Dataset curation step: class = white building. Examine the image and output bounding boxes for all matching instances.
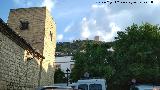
[55,56,74,73]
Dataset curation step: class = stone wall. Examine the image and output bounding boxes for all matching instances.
[40,8,56,86]
[7,7,46,54]
[7,7,56,86]
[0,32,40,90]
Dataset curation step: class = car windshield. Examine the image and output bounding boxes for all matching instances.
[78,84,88,90]
[89,84,102,90]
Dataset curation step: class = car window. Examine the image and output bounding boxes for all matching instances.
[78,84,88,90]
[131,87,139,90]
[89,84,102,90]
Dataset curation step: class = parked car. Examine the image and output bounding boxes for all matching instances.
[130,84,160,90]
[69,79,106,90]
[37,86,73,90]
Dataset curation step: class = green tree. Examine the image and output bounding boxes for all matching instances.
[71,42,115,82]
[111,23,160,90]
[54,68,66,83]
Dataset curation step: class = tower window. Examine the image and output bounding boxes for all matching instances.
[20,21,29,30]
[50,31,53,41]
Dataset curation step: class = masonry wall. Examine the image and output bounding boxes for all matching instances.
[7,7,46,54]
[0,32,40,90]
[40,8,56,86]
[7,7,56,86]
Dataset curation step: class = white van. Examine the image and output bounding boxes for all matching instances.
[69,79,106,90]
[130,84,160,90]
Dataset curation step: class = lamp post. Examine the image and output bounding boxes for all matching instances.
[84,72,89,79]
[66,68,70,86]
[131,79,136,89]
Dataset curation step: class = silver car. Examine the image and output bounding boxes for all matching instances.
[38,86,73,90]
[130,84,160,90]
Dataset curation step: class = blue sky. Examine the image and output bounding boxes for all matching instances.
[1,0,160,42]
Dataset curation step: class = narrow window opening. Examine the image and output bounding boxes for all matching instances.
[20,21,29,30]
[50,31,53,41]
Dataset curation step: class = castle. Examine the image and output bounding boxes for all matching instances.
[0,7,56,89]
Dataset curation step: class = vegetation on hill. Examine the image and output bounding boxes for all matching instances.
[56,40,106,56]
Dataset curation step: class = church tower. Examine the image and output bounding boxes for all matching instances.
[7,7,56,85]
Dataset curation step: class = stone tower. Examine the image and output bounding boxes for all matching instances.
[7,7,56,86]
[94,36,99,41]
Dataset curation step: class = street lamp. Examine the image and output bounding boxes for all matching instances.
[131,79,136,90]
[66,68,70,86]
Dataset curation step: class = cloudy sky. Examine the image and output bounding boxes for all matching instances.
[0,0,160,42]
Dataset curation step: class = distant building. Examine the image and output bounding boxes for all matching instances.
[86,38,89,40]
[55,56,74,74]
[94,36,100,41]
[80,50,86,53]
[55,52,73,57]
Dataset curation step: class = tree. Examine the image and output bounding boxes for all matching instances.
[69,23,160,90]
[112,23,160,90]
[54,68,66,83]
[71,42,115,82]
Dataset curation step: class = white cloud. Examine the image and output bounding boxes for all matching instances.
[81,17,91,39]
[92,4,102,9]
[93,22,120,42]
[64,22,74,33]
[41,0,56,12]
[105,22,120,41]
[79,4,127,42]
[80,5,108,41]
[57,34,63,41]
[79,0,160,42]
